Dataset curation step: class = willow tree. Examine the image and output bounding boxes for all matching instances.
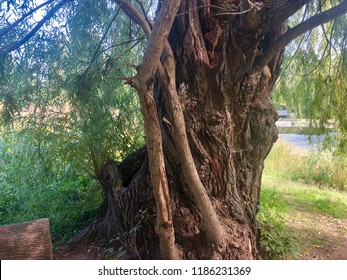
[1,0,347,259]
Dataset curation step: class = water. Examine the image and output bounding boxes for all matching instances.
[278,133,335,149]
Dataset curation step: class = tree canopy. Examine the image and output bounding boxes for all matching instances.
[273,2,347,151]
[1,1,346,152]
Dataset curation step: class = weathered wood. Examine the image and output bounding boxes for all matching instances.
[0,218,53,260]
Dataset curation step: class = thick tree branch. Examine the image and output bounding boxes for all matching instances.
[118,0,226,248]
[255,0,347,71]
[261,0,310,33]
[135,0,183,259]
[158,47,226,248]
[115,0,152,37]
[117,0,183,260]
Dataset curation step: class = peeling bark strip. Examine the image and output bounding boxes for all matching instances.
[0,218,52,260]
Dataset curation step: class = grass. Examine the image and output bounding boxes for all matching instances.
[262,173,347,219]
[258,141,347,259]
[264,140,347,191]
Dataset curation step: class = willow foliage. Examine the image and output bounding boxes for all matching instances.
[273,1,347,152]
[1,0,148,174]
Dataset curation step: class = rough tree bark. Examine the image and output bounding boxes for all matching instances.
[62,0,347,259]
[0,218,52,260]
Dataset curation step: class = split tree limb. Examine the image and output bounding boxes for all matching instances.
[118,0,225,249]
[116,0,182,260]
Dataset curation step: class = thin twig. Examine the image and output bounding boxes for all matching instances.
[113,38,144,64]
[214,8,254,17]
[134,0,153,30]
[101,35,145,54]
[81,7,121,78]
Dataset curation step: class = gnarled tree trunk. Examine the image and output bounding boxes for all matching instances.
[62,0,347,259]
[111,0,281,260]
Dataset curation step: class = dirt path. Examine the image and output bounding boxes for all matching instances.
[289,212,347,259]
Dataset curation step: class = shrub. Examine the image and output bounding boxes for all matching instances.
[0,129,102,248]
[257,207,299,260]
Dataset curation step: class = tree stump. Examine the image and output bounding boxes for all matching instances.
[0,218,53,260]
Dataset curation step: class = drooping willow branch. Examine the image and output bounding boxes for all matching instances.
[80,7,121,78]
[2,0,73,54]
[255,0,347,71]
[0,0,55,39]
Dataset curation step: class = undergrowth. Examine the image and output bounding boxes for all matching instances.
[264,140,347,191]
[257,191,299,260]
[0,129,102,249]
[259,140,347,259]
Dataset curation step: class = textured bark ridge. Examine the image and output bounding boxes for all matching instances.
[61,0,347,259]
[0,218,53,260]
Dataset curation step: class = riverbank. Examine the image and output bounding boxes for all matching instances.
[261,173,347,259]
[265,139,346,191]
[276,118,334,135]
[259,140,347,259]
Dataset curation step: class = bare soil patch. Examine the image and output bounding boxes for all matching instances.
[289,212,347,260]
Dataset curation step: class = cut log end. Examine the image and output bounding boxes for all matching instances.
[0,218,53,260]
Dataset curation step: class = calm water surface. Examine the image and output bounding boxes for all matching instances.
[278,133,336,149]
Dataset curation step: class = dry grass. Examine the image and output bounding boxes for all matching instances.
[264,140,347,191]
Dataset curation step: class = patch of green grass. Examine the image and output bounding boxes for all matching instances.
[259,170,347,259]
[262,174,347,219]
[259,141,347,259]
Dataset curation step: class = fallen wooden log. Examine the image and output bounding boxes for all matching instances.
[0,218,53,260]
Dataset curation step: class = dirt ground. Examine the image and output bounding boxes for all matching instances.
[289,212,347,260]
[54,212,347,260]
[54,243,106,260]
